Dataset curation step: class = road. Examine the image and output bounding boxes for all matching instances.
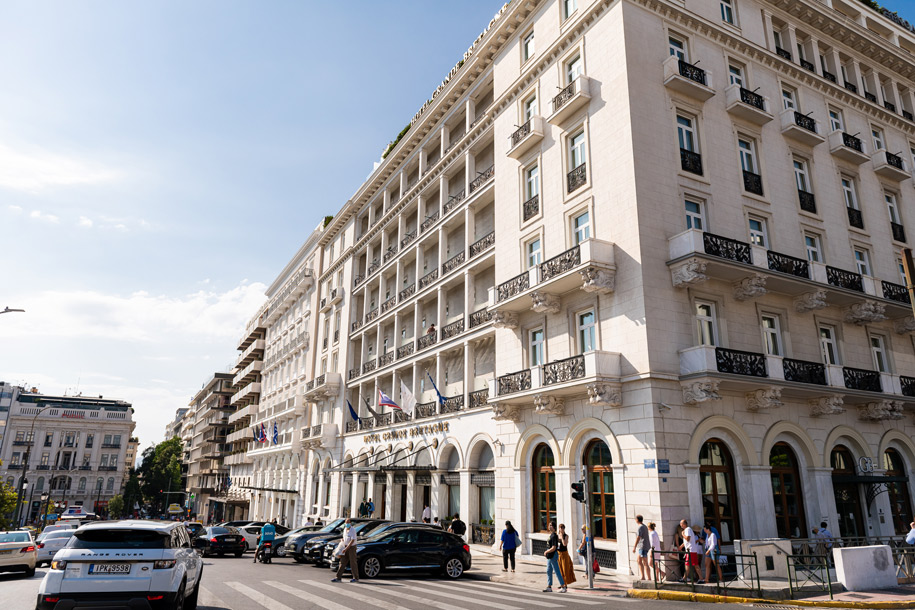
[2,553,837,610]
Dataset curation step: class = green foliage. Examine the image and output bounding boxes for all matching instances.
[122,470,142,517]
[0,481,18,529]
[138,437,183,514]
[108,494,125,519]
[381,123,412,159]
[323,215,334,228]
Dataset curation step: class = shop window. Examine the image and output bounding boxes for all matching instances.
[699,439,740,543]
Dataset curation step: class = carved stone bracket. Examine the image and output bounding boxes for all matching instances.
[580,266,615,294]
[794,289,828,313]
[533,395,565,416]
[586,383,622,407]
[894,316,915,334]
[746,387,783,411]
[530,291,561,314]
[733,274,768,301]
[808,395,845,417]
[491,403,521,422]
[682,380,721,405]
[858,400,905,421]
[491,311,519,329]
[844,301,887,325]
[671,258,708,288]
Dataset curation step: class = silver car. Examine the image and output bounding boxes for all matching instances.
[36,529,75,567]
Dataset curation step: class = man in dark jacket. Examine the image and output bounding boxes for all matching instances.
[448,513,466,537]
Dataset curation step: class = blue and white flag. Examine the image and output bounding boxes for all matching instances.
[378,388,401,411]
[427,371,446,407]
[347,399,360,422]
[273,421,279,444]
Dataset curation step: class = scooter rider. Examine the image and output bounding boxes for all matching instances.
[255,521,277,563]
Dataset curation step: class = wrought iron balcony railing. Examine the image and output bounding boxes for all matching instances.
[885,100,896,113]
[416,402,435,419]
[567,163,587,193]
[743,170,763,195]
[847,207,864,229]
[782,358,827,385]
[680,149,702,175]
[901,376,915,398]
[362,359,377,374]
[540,245,582,282]
[421,210,440,233]
[400,230,417,249]
[511,120,532,147]
[348,368,359,380]
[469,308,493,328]
[470,165,494,193]
[844,81,858,94]
[379,352,394,367]
[738,87,765,110]
[793,111,817,133]
[543,355,586,386]
[886,151,905,170]
[469,389,488,409]
[399,283,415,302]
[892,222,907,243]
[881,281,910,304]
[365,307,379,323]
[798,190,816,214]
[677,59,706,85]
[841,132,863,152]
[441,395,464,414]
[498,369,532,395]
[904,110,914,121]
[470,231,495,258]
[444,190,465,215]
[552,81,578,110]
[843,367,881,392]
[826,266,863,292]
[715,347,767,377]
[775,47,791,60]
[864,91,877,103]
[397,342,414,360]
[383,244,398,264]
[442,252,465,275]
[418,332,438,350]
[497,271,529,302]
[799,58,815,72]
[441,319,465,340]
[381,297,396,315]
[767,251,809,279]
[703,232,752,264]
[823,70,836,83]
[522,194,540,222]
[419,269,438,290]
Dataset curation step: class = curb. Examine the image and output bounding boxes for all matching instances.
[467,571,628,595]
[627,589,915,608]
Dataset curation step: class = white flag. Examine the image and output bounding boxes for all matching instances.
[399,379,417,417]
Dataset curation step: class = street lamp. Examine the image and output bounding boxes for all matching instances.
[19,480,29,526]
[39,492,49,531]
[13,404,50,526]
[0,306,25,315]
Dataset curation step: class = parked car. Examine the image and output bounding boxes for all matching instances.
[237,523,290,552]
[352,526,471,580]
[272,525,322,558]
[39,524,78,537]
[0,530,37,577]
[184,521,205,538]
[326,522,439,571]
[36,529,75,567]
[36,520,203,610]
[285,519,345,562]
[305,519,388,565]
[221,520,253,528]
[193,526,246,558]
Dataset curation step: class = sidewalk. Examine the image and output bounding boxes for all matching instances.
[628,583,915,608]
[466,547,631,597]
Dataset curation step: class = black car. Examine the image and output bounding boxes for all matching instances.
[286,518,345,562]
[272,525,321,557]
[353,526,471,579]
[305,519,388,565]
[193,526,246,557]
[326,522,440,570]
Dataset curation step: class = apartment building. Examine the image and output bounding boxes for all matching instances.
[164,407,188,440]
[223,0,915,575]
[0,383,135,521]
[184,372,233,522]
[124,437,139,470]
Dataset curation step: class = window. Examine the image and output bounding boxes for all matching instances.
[522,30,535,62]
[525,164,539,201]
[854,247,870,276]
[40,452,49,466]
[831,446,865,537]
[700,439,740,543]
[562,0,577,20]
[107,477,114,491]
[782,87,797,111]
[685,199,705,230]
[794,159,811,193]
[738,139,758,173]
[769,443,806,539]
[886,192,902,224]
[873,127,885,151]
[804,233,822,263]
[44,433,52,447]
[100,454,109,467]
[796,42,806,62]
[526,237,542,268]
[96,477,103,490]
[819,325,839,365]
[748,216,768,247]
[773,30,783,50]
[883,449,914,535]
[728,63,744,87]
[572,211,591,245]
[532,444,556,532]
[103,434,112,446]
[870,334,888,372]
[577,310,596,353]
[720,0,735,25]
[669,36,686,61]
[695,300,717,346]
[85,434,93,448]
[78,477,86,491]
[566,54,583,84]
[841,178,859,209]
[828,108,844,132]
[530,328,545,367]
[898,258,907,284]
[11,452,20,465]
[761,315,782,356]
[586,441,616,540]
[677,115,697,152]
[569,130,586,171]
[523,95,538,121]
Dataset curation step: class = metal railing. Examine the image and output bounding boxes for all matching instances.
[651,550,761,597]
[787,554,832,600]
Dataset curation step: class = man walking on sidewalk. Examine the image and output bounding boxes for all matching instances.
[678,519,700,583]
[632,515,651,580]
[331,518,359,583]
[543,521,567,593]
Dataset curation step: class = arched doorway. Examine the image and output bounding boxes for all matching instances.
[883,448,913,535]
[831,445,865,538]
[700,439,740,543]
[769,443,806,539]
[585,440,616,540]
[532,444,556,533]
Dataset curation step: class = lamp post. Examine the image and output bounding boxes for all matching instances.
[39,492,49,531]
[14,404,50,526]
[25,480,37,525]
[18,480,29,527]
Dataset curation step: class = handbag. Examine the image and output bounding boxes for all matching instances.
[333,541,346,557]
[592,557,600,573]
[514,532,522,547]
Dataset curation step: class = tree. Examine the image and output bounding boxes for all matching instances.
[108,495,125,519]
[122,470,142,517]
[0,481,18,530]
[138,437,184,515]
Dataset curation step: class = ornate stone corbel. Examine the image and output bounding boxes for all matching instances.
[491,403,521,422]
[746,387,783,411]
[808,395,845,417]
[491,311,519,329]
[682,380,721,405]
[844,301,887,325]
[530,291,561,314]
[858,400,905,421]
[794,289,828,313]
[580,266,615,294]
[894,316,915,334]
[671,258,708,288]
[533,395,565,416]
[586,383,622,408]
[733,274,767,301]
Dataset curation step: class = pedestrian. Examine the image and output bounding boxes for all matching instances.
[678,519,700,583]
[367,498,375,518]
[817,522,833,549]
[632,514,651,580]
[557,523,577,586]
[331,518,359,583]
[542,521,566,593]
[577,525,592,565]
[906,521,915,545]
[499,520,518,572]
[448,513,466,537]
[304,516,314,526]
[433,516,443,529]
[703,523,722,583]
[422,504,432,522]
[648,522,662,581]
[357,500,365,518]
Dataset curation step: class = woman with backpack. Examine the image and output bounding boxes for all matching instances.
[499,520,519,572]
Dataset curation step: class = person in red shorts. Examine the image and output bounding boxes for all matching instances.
[678,518,701,583]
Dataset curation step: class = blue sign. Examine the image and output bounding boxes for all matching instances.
[643,459,656,469]
[45,514,58,521]
[658,459,670,474]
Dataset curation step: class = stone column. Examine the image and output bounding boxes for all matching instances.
[459,469,472,542]
[406,471,416,521]
[784,25,799,66]
[431,470,443,519]
[810,467,838,535]
[746,465,777,539]
[384,472,394,520]
[761,11,776,52]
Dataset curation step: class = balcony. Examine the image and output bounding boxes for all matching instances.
[233,359,263,387]
[400,230,417,250]
[399,283,416,302]
[776,47,791,61]
[469,308,493,329]
[799,58,815,73]
[507,116,545,159]
[383,244,398,264]
[301,423,337,450]
[522,195,540,222]
[844,81,858,94]
[779,109,824,147]
[872,150,910,181]
[101,442,121,449]
[865,91,877,103]
[379,351,394,367]
[302,372,342,402]
[419,269,439,290]
[680,149,702,175]
[885,100,897,113]
[846,207,864,229]
[470,165,494,194]
[823,70,836,83]
[236,338,265,368]
[230,382,261,405]
[905,110,914,122]
[442,252,466,276]
[725,85,772,125]
[381,296,396,315]
[742,170,763,196]
[444,190,466,215]
[548,76,592,125]
[418,332,438,351]
[567,163,587,193]
[882,280,910,304]
[397,342,415,360]
[891,222,907,243]
[421,210,440,234]
[362,359,377,375]
[228,401,256,423]
[365,307,379,324]
[488,351,622,416]
[441,318,465,340]
[828,131,869,164]
[662,56,714,101]
[469,231,495,258]
[491,239,616,314]
[798,190,816,214]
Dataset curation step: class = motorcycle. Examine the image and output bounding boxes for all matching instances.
[255,539,273,564]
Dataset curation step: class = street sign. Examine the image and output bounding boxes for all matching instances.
[658,459,670,474]
[45,514,58,521]
[644,459,656,469]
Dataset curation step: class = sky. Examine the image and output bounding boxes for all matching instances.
[1,1,914,455]
[0,0,507,453]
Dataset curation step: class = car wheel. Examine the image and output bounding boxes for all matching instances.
[360,556,381,579]
[171,579,186,610]
[293,554,306,563]
[234,551,243,558]
[444,557,464,579]
[275,546,286,558]
[217,551,224,557]
[25,566,36,577]
[185,576,200,610]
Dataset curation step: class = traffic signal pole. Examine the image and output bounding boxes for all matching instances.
[582,466,594,589]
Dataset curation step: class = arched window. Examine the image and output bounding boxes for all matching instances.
[586,440,616,540]
[699,439,740,543]
[830,445,864,537]
[78,477,87,491]
[96,477,104,491]
[35,477,44,491]
[769,443,806,539]
[532,444,556,532]
[884,449,913,535]
[107,478,115,491]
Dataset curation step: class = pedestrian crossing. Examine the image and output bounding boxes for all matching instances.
[204,574,612,610]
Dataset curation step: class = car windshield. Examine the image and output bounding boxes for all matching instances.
[319,519,344,533]
[354,521,380,533]
[70,529,169,549]
[209,527,230,535]
[44,531,74,540]
[0,532,30,543]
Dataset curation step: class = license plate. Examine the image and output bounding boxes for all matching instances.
[0,550,11,555]
[89,563,131,574]
[226,537,238,542]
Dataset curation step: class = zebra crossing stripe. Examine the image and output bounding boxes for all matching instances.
[226,581,295,610]
[309,579,418,610]
[265,580,352,610]
[391,580,526,610]
[301,578,504,610]
[460,579,607,605]
[405,579,566,608]
[198,585,230,609]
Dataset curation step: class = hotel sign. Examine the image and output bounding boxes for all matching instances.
[363,422,449,444]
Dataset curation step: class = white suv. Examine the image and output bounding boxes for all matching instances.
[37,520,203,610]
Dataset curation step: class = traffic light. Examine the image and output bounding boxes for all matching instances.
[571,480,585,503]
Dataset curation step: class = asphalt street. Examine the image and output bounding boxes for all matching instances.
[2,554,862,610]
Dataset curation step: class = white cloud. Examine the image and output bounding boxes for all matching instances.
[0,143,122,193]
[77,216,93,228]
[29,210,60,223]
[8,205,22,213]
